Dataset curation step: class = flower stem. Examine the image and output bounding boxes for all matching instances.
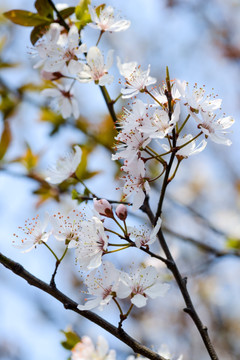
[43,242,59,262]
[96,30,104,46]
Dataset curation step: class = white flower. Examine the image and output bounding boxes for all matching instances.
[177,81,222,112]
[34,24,86,72]
[121,157,150,211]
[70,216,108,270]
[117,265,169,308]
[33,23,61,69]
[192,111,234,145]
[128,217,162,248]
[69,47,114,86]
[51,209,83,243]
[41,85,80,119]
[77,262,120,310]
[45,145,82,184]
[141,102,180,139]
[151,81,182,106]
[13,214,51,253]
[112,100,152,163]
[72,336,116,360]
[88,5,130,32]
[117,57,156,98]
[162,134,207,158]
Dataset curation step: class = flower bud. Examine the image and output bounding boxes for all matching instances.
[94,198,113,218]
[41,70,63,81]
[115,204,128,221]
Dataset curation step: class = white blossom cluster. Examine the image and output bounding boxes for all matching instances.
[14,3,235,358]
[13,199,168,310]
[31,3,235,211]
[112,80,234,210]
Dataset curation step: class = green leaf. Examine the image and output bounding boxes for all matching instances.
[0,93,18,120]
[59,7,76,19]
[30,24,50,45]
[75,0,91,29]
[0,61,19,69]
[0,120,11,160]
[226,237,240,250]
[61,330,81,351]
[3,10,52,27]
[34,0,53,18]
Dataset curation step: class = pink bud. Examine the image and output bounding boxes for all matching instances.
[41,70,63,81]
[115,204,128,221]
[94,198,113,218]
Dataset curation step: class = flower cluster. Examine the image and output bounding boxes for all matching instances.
[112,80,234,210]
[33,5,130,119]
[13,199,168,313]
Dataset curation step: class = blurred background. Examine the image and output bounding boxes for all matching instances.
[1,0,240,359]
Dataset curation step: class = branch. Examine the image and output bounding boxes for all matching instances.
[163,226,240,258]
[157,229,219,360]
[0,252,166,360]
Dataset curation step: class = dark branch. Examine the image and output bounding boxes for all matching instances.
[0,252,166,360]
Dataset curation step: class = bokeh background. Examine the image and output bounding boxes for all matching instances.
[1,1,240,360]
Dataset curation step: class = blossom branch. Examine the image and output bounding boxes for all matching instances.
[0,252,166,360]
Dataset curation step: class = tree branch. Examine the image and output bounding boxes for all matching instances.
[0,252,166,360]
[142,197,220,360]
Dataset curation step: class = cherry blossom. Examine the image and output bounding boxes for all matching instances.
[162,134,207,158]
[128,217,162,248]
[45,145,82,184]
[140,102,180,139]
[41,84,80,119]
[70,216,108,270]
[117,265,169,308]
[177,81,222,113]
[69,47,114,86]
[13,214,51,253]
[192,111,234,145]
[117,58,156,98]
[88,5,130,32]
[72,335,116,360]
[50,209,83,244]
[112,100,152,163]
[121,158,150,211]
[34,24,86,72]
[151,81,182,106]
[77,262,120,310]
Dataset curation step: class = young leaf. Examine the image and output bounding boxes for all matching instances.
[75,0,91,29]
[61,330,81,351]
[3,10,52,27]
[0,120,11,160]
[34,0,53,18]
[59,7,76,19]
[30,24,50,45]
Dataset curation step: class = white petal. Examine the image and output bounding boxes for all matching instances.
[131,294,147,308]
